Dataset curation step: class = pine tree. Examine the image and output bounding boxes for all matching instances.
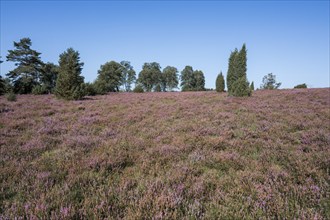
[6,38,44,94]
[55,48,85,100]
[250,81,254,91]
[216,72,225,92]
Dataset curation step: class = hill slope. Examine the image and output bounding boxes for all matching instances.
[1,89,329,218]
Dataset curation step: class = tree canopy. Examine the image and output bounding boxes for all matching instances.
[120,61,136,92]
[162,66,178,91]
[6,38,44,94]
[137,62,162,92]
[180,66,205,91]
[94,61,123,94]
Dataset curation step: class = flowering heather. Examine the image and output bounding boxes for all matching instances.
[0,89,329,219]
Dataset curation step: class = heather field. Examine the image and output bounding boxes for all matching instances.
[0,88,329,219]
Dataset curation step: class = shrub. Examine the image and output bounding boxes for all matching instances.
[133,84,144,93]
[32,85,48,95]
[216,72,225,92]
[6,92,17,101]
[294,83,307,89]
[84,82,97,96]
[71,84,86,100]
[231,77,251,97]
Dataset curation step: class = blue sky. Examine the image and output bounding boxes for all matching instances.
[1,0,329,89]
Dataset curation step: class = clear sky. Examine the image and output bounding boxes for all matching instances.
[1,0,329,89]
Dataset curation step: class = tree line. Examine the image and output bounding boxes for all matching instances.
[0,38,207,99]
[0,38,302,100]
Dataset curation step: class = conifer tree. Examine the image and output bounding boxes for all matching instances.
[216,72,225,92]
[55,48,85,100]
[250,81,254,91]
[6,38,44,94]
[0,75,5,95]
[226,49,238,94]
[226,44,251,97]
[237,44,247,79]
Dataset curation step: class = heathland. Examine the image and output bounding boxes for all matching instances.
[0,88,329,219]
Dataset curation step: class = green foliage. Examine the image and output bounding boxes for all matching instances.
[180,66,205,91]
[72,83,86,100]
[55,48,85,100]
[6,38,44,94]
[162,66,179,91]
[6,92,16,101]
[260,73,281,90]
[236,44,247,79]
[226,44,251,97]
[226,49,238,94]
[32,85,47,95]
[133,84,144,93]
[250,81,254,91]
[137,62,162,92]
[84,82,97,96]
[0,75,5,95]
[231,77,251,97]
[216,72,225,92]
[180,66,194,91]
[193,70,205,91]
[294,83,307,89]
[40,62,58,93]
[95,61,123,94]
[120,61,136,92]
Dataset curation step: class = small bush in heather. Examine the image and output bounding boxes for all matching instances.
[231,77,251,97]
[294,83,307,89]
[133,84,144,93]
[32,85,48,95]
[6,92,17,101]
[216,72,225,92]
